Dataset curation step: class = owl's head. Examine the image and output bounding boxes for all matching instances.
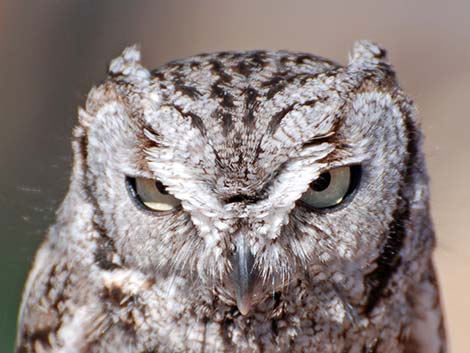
[73,41,429,315]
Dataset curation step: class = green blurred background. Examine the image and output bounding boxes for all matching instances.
[1,1,469,352]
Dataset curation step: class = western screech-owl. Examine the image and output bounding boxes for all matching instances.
[17,41,446,353]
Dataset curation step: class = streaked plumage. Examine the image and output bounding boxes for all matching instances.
[17,41,446,353]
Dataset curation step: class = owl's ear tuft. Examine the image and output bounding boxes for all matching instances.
[108,45,151,82]
[348,40,389,70]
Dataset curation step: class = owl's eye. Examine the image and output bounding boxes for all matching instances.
[127,177,181,212]
[300,166,360,209]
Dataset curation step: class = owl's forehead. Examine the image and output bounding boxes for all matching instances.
[140,52,349,191]
[150,50,339,96]
[151,52,339,123]
[149,51,341,122]
[150,53,342,135]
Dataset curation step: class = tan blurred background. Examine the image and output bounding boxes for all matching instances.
[0,1,468,352]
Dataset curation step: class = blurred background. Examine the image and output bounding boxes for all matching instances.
[0,1,468,351]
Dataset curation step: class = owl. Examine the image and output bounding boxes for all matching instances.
[16,41,446,353]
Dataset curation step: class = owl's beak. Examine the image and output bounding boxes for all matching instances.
[231,234,257,315]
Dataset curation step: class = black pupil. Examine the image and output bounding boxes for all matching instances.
[311,172,331,192]
[155,181,169,195]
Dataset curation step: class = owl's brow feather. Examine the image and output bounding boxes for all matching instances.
[171,104,207,137]
[267,97,329,136]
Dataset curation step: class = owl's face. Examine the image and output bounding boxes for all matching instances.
[78,43,418,313]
